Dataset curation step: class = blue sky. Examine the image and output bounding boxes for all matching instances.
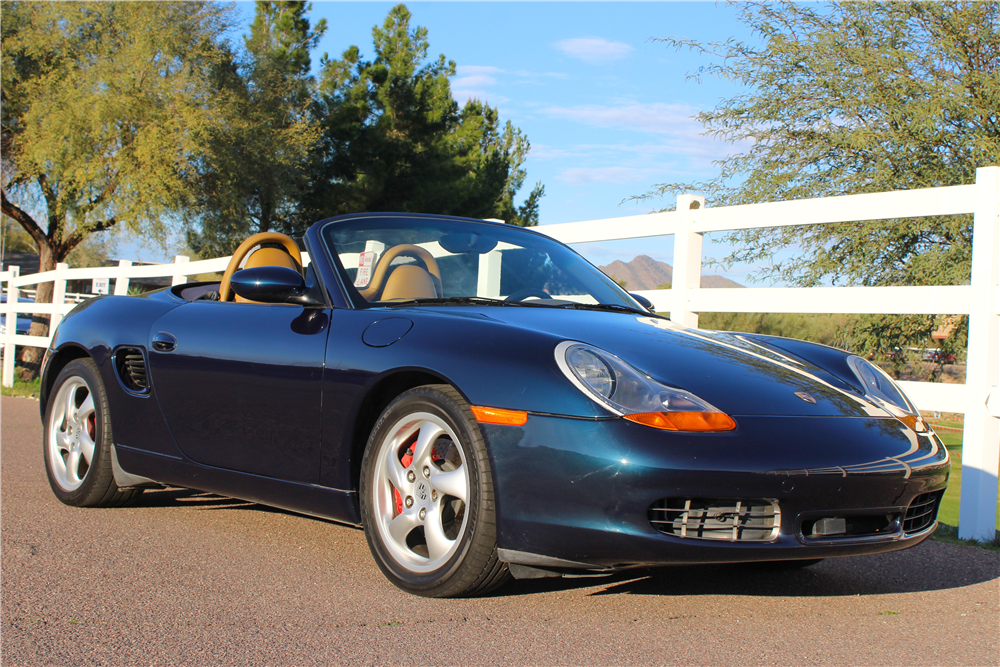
[297,1,757,272]
[119,2,762,279]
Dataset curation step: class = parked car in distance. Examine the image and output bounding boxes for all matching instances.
[924,349,957,363]
[38,213,950,597]
[1,294,34,349]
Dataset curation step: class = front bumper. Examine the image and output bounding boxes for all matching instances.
[483,413,949,570]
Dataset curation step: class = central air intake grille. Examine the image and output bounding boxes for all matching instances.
[904,490,944,534]
[116,348,148,393]
[648,498,780,541]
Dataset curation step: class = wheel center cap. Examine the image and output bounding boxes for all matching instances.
[415,480,431,503]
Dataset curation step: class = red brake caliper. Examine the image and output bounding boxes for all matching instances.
[393,444,415,515]
[87,413,96,441]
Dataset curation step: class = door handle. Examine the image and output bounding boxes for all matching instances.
[152,332,176,352]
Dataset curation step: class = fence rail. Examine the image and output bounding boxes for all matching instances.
[3,167,998,541]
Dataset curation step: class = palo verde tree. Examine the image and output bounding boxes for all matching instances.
[1,1,234,379]
[641,1,999,374]
[187,1,327,257]
[305,4,544,227]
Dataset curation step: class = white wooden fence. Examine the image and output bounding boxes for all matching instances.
[3,166,998,541]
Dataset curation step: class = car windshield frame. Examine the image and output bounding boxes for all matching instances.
[319,214,644,311]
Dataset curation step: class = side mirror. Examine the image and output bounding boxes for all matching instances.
[629,293,655,312]
[230,266,306,303]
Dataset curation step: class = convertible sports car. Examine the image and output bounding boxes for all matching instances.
[39,213,949,598]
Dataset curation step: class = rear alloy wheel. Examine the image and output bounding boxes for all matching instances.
[44,358,142,507]
[360,385,509,597]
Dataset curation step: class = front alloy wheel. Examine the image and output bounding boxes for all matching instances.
[44,358,141,507]
[360,385,509,597]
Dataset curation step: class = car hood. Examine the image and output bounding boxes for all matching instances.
[405,305,889,419]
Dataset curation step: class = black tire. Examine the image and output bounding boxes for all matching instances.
[43,358,142,507]
[360,385,510,597]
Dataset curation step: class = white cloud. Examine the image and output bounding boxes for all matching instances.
[555,37,634,64]
[452,74,498,89]
[510,69,569,81]
[452,65,568,106]
[529,144,589,161]
[541,102,701,136]
[456,65,503,76]
[558,165,674,185]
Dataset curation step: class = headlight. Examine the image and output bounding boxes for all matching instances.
[555,341,736,432]
[846,355,928,432]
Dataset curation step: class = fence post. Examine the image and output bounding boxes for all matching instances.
[113,259,132,295]
[172,255,190,286]
[959,165,1000,541]
[670,194,706,327]
[49,262,69,335]
[3,266,20,388]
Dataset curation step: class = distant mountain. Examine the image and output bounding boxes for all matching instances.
[598,255,743,290]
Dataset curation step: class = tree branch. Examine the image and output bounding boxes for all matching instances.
[61,218,118,255]
[1,187,47,248]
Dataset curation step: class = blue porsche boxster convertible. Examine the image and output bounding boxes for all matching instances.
[40,213,949,597]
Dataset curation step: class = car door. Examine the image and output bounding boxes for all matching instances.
[147,300,331,484]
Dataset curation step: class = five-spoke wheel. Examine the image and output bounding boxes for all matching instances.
[371,411,469,572]
[360,385,510,597]
[48,375,98,491]
[44,358,142,507]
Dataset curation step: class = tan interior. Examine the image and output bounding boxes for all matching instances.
[357,244,442,302]
[219,232,303,302]
[379,264,439,301]
[234,247,302,304]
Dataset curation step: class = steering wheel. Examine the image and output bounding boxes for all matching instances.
[219,232,302,302]
[357,244,442,301]
[505,288,553,302]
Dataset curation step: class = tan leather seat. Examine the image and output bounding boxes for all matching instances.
[357,244,443,302]
[380,264,438,301]
[234,247,302,304]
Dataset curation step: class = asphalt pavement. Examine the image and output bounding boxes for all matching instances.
[2,395,998,666]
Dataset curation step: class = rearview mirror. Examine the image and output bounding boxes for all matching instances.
[230,266,306,303]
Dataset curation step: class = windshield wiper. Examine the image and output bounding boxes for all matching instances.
[380,296,651,315]
[557,302,651,315]
[380,296,528,308]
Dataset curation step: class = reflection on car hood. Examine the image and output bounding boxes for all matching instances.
[411,305,889,419]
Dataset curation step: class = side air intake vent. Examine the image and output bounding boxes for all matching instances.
[116,348,148,393]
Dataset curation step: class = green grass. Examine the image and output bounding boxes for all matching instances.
[0,376,41,399]
[935,430,1000,530]
[932,523,1000,552]
[927,416,964,430]
[932,428,1000,549]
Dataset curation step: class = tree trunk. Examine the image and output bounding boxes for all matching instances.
[16,245,57,382]
[258,197,273,235]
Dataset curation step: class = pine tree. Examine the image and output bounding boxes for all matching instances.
[305,4,543,227]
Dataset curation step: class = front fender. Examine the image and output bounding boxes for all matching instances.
[40,294,186,459]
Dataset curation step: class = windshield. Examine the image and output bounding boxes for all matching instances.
[321,215,640,310]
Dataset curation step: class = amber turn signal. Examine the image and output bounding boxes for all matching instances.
[624,411,737,432]
[471,406,529,426]
[898,414,929,433]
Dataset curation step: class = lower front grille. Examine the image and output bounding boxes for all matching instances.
[904,490,944,533]
[648,497,780,541]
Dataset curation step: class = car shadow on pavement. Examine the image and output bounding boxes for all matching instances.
[129,487,359,525]
[129,488,997,599]
[502,541,999,598]
[131,487,294,515]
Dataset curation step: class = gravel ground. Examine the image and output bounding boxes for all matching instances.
[3,395,998,666]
